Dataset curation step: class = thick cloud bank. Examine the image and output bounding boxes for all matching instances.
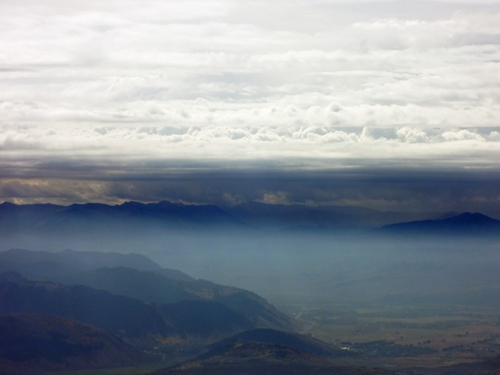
[1,0,500,210]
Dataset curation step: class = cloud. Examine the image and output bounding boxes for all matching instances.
[258,191,291,205]
[1,3,500,125]
[1,0,500,211]
[1,124,499,183]
[3,168,500,218]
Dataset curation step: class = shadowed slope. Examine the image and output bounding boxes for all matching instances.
[0,314,152,375]
[0,278,254,344]
[0,254,294,330]
[46,266,296,331]
[0,249,296,332]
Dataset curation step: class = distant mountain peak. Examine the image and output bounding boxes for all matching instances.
[381,212,500,236]
[451,212,494,221]
[119,200,145,207]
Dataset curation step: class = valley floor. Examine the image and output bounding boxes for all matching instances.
[292,303,500,372]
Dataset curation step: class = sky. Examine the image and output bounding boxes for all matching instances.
[1,0,500,215]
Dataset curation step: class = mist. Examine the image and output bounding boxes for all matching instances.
[3,226,499,312]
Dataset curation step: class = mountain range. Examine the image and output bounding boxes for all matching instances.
[3,201,499,236]
[0,275,256,343]
[0,201,245,236]
[0,249,294,331]
[0,248,303,373]
[2,200,362,236]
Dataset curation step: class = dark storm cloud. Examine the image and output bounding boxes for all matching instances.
[2,164,500,217]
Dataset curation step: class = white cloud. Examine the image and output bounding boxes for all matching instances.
[1,0,500,190]
[1,124,499,175]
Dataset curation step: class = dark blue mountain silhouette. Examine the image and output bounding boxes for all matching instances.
[380,212,500,236]
[0,201,246,235]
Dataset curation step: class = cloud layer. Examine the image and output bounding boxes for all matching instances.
[1,0,500,210]
[2,0,500,130]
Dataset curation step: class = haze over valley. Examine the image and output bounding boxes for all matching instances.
[2,202,500,374]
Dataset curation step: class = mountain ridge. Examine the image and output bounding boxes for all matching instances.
[0,278,255,344]
[156,341,394,375]
[2,201,494,235]
[380,212,500,236]
[210,328,345,358]
[0,200,247,235]
[0,249,295,331]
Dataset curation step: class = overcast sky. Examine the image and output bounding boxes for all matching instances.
[1,0,500,214]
